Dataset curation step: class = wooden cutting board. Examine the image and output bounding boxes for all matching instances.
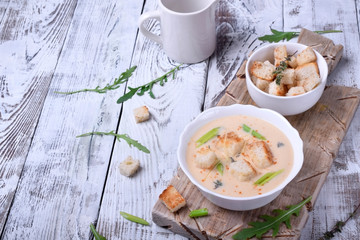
[152,30,360,239]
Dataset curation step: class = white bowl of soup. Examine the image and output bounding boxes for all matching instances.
[177,104,303,211]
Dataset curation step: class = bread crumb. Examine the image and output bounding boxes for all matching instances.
[119,156,140,177]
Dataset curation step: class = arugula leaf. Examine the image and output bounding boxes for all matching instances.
[258,28,342,43]
[196,127,220,147]
[90,224,107,240]
[215,162,224,175]
[232,196,312,240]
[77,131,150,153]
[55,66,137,95]
[117,64,182,104]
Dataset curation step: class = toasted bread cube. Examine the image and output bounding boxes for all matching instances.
[194,146,217,169]
[288,55,298,68]
[295,62,320,91]
[119,156,140,177]
[159,185,186,212]
[281,68,296,85]
[229,156,257,181]
[252,76,270,92]
[244,141,274,169]
[298,76,321,92]
[250,61,275,81]
[133,106,150,123]
[274,45,288,66]
[286,86,306,96]
[215,132,245,164]
[296,47,317,66]
[268,81,287,96]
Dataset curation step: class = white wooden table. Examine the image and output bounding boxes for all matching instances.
[1,0,359,239]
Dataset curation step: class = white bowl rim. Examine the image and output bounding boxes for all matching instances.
[177,104,303,201]
[245,42,328,99]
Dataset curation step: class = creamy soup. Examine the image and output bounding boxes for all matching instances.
[186,115,293,197]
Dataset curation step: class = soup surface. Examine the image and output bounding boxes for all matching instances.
[186,115,293,197]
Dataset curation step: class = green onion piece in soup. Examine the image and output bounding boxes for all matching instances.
[251,130,266,140]
[254,169,284,186]
[215,162,224,175]
[242,124,251,132]
[196,127,220,147]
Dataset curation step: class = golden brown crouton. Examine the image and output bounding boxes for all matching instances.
[194,146,217,169]
[244,141,274,169]
[252,76,270,92]
[133,106,150,123]
[229,154,257,181]
[296,47,317,66]
[268,81,287,96]
[119,156,140,177]
[286,86,306,96]
[295,62,321,92]
[288,55,298,68]
[250,61,276,81]
[274,45,288,66]
[280,68,296,85]
[159,185,186,212]
[214,132,245,164]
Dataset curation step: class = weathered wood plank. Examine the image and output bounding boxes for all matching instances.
[152,63,360,239]
[283,1,360,239]
[95,0,208,239]
[0,0,78,233]
[1,0,144,239]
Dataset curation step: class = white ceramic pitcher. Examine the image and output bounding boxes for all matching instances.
[138,0,219,64]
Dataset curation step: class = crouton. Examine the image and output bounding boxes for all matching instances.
[296,47,317,66]
[229,155,257,181]
[250,61,276,81]
[280,68,296,85]
[274,45,288,67]
[214,132,245,164]
[119,156,140,177]
[252,76,270,92]
[288,55,298,68]
[295,62,321,92]
[194,146,217,169]
[268,81,287,96]
[133,106,150,123]
[244,141,274,169]
[159,185,186,212]
[286,86,306,96]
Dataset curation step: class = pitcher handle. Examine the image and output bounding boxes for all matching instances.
[138,11,162,45]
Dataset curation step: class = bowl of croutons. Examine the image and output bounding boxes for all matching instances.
[245,42,328,116]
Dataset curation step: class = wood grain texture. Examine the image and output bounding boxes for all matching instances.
[152,62,360,239]
[0,0,78,233]
[1,0,144,239]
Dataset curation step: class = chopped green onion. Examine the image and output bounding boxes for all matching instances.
[216,162,224,175]
[90,224,107,240]
[189,208,209,218]
[254,169,284,186]
[120,211,150,226]
[251,130,266,140]
[242,124,251,132]
[196,127,220,147]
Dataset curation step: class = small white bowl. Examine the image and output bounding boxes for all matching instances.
[177,104,303,211]
[246,42,328,116]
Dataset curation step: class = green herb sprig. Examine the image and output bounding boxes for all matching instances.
[258,28,342,43]
[90,224,107,240]
[77,131,150,153]
[214,179,223,189]
[254,169,284,186]
[273,60,288,85]
[117,64,182,104]
[232,196,312,240]
[196,127,220,147]
[55,66,137,95]
[189,208,209,218]
[120,211,150,226]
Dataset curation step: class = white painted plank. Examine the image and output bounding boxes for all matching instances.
[0,0,78,233]
[95,0,207,239]
[1,0,144,239]
[283,1,360,239]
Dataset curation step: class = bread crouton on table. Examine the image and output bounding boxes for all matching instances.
[214,132,245,164]
[194,146,217,169]
[133,106,150,123]
[229,154,257,181]
[250,60,276,81]
[243,141,274,169]
[119,156,140,177]
[159,185,186,212]
[296,46,317,66]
